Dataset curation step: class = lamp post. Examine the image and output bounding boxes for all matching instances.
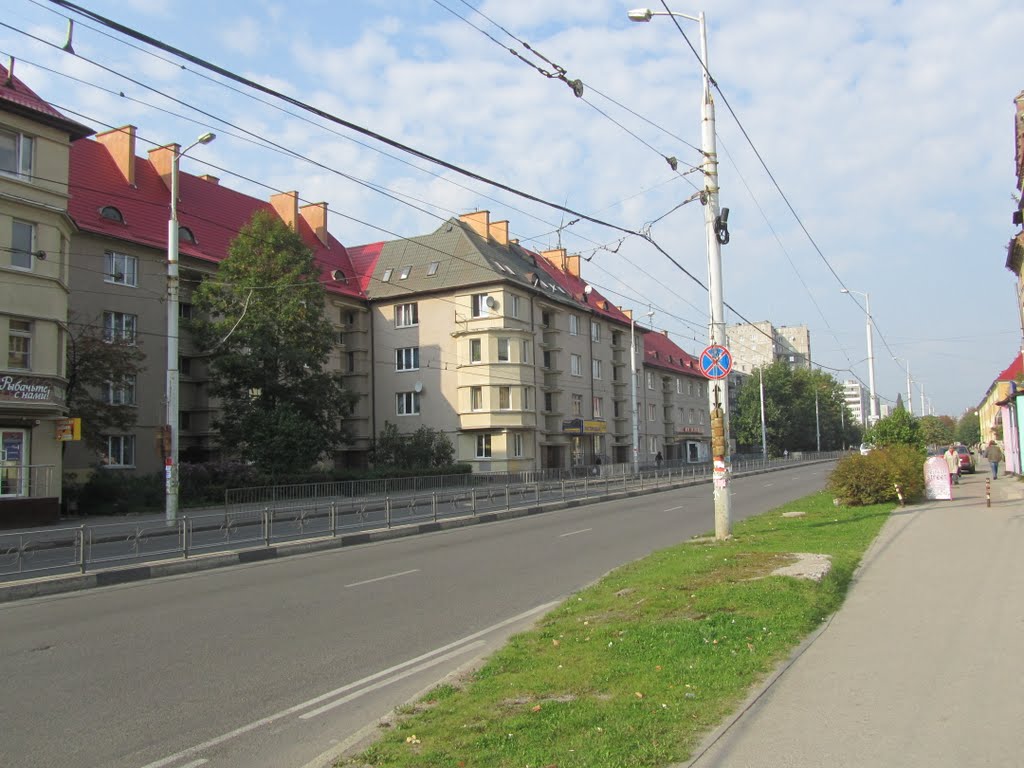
[166,132,215,525]
[630,308,655,473]
[629,7,732,540]
[840,288,876,424]
[758,367,767,461]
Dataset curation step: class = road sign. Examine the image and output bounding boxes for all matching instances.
[700,345,733,380]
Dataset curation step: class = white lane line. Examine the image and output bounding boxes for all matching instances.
[663,505,684,512]
[138,600,560,768]
[559,528,592,538]
[179,761,209,768]
[299,641,484,720]
[345,569,420,588]
[764,483,774,487]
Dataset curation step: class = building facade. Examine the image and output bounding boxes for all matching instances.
[843,379,868,427]
[726,321,812,373]
[1,62,92,522]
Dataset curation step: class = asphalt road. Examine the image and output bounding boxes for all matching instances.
[0,463,832,768]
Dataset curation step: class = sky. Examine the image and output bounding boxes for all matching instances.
[3,0,1022,419]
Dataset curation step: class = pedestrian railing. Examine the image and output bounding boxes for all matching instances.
[1,452,843,582]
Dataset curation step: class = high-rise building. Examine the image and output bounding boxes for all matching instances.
[726,322,812,373]
[843,379,869,427]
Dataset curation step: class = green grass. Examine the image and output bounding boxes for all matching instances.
[344,491,892,768]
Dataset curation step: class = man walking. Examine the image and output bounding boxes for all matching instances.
[985,440,1004,480]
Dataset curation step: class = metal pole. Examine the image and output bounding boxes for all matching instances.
[906,360,913,416]
[815,390,821,452]
[630,314,640,474]
[865,293,877,423]
[759,367,767,461]
[697,11,731,540]
[165,147,181,526]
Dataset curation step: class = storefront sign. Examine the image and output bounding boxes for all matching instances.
[562,418,583,434]
[583,420,606,434]
[0,375,62,405]
[677,426,704,435]
[56,418,81,441]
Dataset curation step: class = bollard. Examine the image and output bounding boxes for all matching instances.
[78,524,87,574]
[893,484,904,507]
[986,479,991,508]
[183,516,191,558]
[471,488,477,514]
[433,492,439,521]
[584,475,589,498]
[505,485,511,511]
[386,496,392,527]
[535,482,540,505]
[263,508,272,547]
[330,501,337,537]
[561,479,566,501]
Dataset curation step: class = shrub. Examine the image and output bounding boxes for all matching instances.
[828,444,925,506]
[66,469,164,516]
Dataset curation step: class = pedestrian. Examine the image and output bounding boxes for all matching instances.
[985,440,1004,480]
[943,444,960,486]
[783,449,789,460]
[655,451,663,468]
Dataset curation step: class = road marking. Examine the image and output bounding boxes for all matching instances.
[179,761,209,768]
[663,505,684,512]
[559,528,592,538]
[137,600,560,768]
[299,641,485,719]
[345,569,420,588]
[764,483,774,487]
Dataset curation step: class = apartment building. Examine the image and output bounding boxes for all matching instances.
[726,321,812,372]
[641,329,711,463]
[61,126,370,477]
[1,61,92,522]
[843,379,868,427]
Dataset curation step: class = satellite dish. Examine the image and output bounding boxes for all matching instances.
[583,285,593,295]
[414,381,424,393]
[485,296,498,309]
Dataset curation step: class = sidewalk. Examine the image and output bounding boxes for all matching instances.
[680,465,1024,767]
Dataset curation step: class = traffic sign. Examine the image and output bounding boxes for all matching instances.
[700,345,733,380]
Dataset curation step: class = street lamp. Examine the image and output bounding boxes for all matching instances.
[628,7,732,539]
[630,308,655,474]
[840,288,877,424]
[167,131,215,525]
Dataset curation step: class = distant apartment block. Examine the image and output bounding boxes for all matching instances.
[843,379,868,427]
[726,321,812,373]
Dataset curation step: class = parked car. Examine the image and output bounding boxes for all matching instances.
[956,445,975,473]
[859,443,874,456]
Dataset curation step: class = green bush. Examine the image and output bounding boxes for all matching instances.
[66,469,164,516]
[827,445,925,506]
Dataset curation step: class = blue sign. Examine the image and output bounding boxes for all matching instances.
[700,345,733,380]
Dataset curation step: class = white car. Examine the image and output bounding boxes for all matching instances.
[859,443,874,455]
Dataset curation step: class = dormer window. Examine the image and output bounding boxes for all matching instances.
[398,265,412,280]
[100,205,124,223]
[382,268,393,282]
[178,226,196,244]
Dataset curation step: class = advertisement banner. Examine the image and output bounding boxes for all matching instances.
[924,456,952,500]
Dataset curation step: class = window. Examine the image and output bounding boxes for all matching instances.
[180,356,192,376]
[382,268,393,282]
[687,380,694,396]
[178,226,196,244]
[103,311,137,344]
[572,393,583,416]
[347,351,356,373]
[471,386,483,411]
[499,386,511,410]
[102,251,138,287]
[7,319,31,369]
[648,437,658,455]
[544,392,554,412]
[104,435,135,467]
[470,338,482,363]
[570,354,582,377]
[614,400,622,418]
[103,376,137,406]
[569,315,580,335]
[100,206,124,223]
[593,396,603,418]
[592,359,602,380]
[179,303,194,320]
[512,433,524,458]
[396,347,420,371]
[396,391,420,415]
[591,322,601,342]
[646,371,655,390]
[0,128,33,178]
[334,329,345,346]
[497,338,510,362]
[542,350,552,370]
[592,434,603,455]
[180,412,192,431]
[699,410,705,425]
[648,403,656,422]
[677,379,684,395]
[689,408,696,424]
[475,434,492,458]
[427,261,440,276]
[11,219,34,270]
[398,265,412,280]
[346,311,356,326]
[612,330,622,347]
[541,310,552,328]
[511,295,520,318]
[522,340,529,364]
[471,293,491,317]
[395,303,418,327]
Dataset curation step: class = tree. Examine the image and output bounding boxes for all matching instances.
[956,411,980,446]
[65,317,144,458]
[732,363,849,455]
[190,211,355,476]
[372,422,455,469]
[866,406,922,450]
[918,414,954,446]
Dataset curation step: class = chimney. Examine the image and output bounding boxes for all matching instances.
[300,202,328,246]
[662,329,669,337]
[621,307,633,321]
[198,174,219,185]
[459,210,490,239]
[566,254,581,278]
[270,190,299,230]
[147,143,179,192]
[96,125,137,186]
[490,220,509,246]
[540,247,567,272]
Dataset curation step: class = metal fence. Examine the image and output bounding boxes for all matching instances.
[1,452,844,582]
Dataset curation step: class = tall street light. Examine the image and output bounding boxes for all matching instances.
[629,7,732,539]
[840,288,877,425]
[630,308,655,473]
[167,132,215,525]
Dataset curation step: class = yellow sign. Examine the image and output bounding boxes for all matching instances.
[582,420,607,434]
[56,417,81,441]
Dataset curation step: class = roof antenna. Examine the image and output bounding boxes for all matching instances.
[4,57,14,88]
[62,20,76,54]
[555,196,568,251]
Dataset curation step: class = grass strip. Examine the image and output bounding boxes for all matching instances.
[344,490,892,768]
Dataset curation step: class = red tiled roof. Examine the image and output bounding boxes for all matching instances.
[68,138,363,298]
[643,329,705,377]
[528,252,633,326]
[0,61,92,139]
[996,352,1023,382]
[347,242,384,294]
